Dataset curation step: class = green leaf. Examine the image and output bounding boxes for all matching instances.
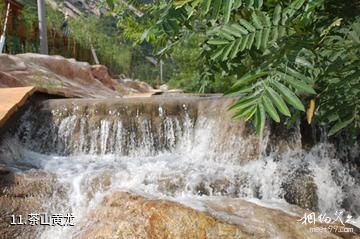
[231,24,249,35]
[255,29,262,49]
[263,95,280,122]
[247,32,255,49]
[276,71,316,94]
[293,0,306,10]
[272,81,305,111]
[222,41,235,61]
[260,12,271,28]
[286,77,316,94]
[226,82,254,95]
[234,0,242,8]
[210,46,225,60]
[222,25,243,37]
[232,105,257,119]
[272,5,281,26]
[279,64,313,84]
[261,28,270,49]
[245,106,258,121]
[328,117,354,136]
[230,38,242,58]
[255,0,263,9]
[295,57,313,69]
[174,0,193,8]
[254,106,260,129]
[251,11,263,29]
[257,104,266,134]
[240,34,249,51]
[278,26,286,37]
[271,27,279,42]
[219,31,235,40]
[212,0,223,19]
[239,19,256,32]
[281,12,288,25]
[233,71,268,87]
[266,87,291,117]
[223,0,234,23]
[245,0,254,8]
[202,0,212,14]
[207,39,230,45]
[228,95,258,111]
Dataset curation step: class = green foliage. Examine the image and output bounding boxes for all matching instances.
[110,0,360,138]
[68,16,131,74]
[167,34,205,91]
[315,19,360,138]
[1,2,132,75]
[0,2,5,31]
[22,5,38,40]
[45,5,64,32]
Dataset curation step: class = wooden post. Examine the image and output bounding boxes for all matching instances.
[37,0,48,54]
[0,3,11,53]
[160,60,164,84]
[91,45,100,64]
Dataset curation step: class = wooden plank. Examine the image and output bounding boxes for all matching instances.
[0,86,36,128]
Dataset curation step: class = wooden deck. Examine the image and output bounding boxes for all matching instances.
[0,87,38,128]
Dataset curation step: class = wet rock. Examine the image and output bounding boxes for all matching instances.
[0,169,61,239]
[76,192,357,239]
[91,65,119,91]
[197,98,261,163]
[205,197,360,239]
[0,164,10,175]
[76,192,247,239]
[118,78,154,93]
[14,97,198,155]
[266,121,302,156]
[283,174,319,211]
[0,171,56,198]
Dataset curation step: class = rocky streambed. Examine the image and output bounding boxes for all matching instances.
[0,95,359,239]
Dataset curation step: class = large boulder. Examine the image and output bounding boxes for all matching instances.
[0,54,154,98]
[91,64,119,91]
[0,169,64,239]
[75,192,359,239]
[283,174,319,211]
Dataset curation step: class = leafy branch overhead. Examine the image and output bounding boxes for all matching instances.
[106,0,359,139]
[162,0,317,135]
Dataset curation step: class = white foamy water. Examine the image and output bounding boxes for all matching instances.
[0,99,359,238]
[1,140,358,238]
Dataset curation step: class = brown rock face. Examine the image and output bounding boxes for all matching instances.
[91,65,118,91]
[75,192,358,239]
[119,78,155,93]
[0,54,119,98]
[0,54,154,98]
[0,169,62,239]
[76,192,242,239]
[283,174,319,211]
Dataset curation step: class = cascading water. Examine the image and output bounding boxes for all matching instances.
[0,97,359,238]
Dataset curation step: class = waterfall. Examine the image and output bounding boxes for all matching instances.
[0,97,359,238]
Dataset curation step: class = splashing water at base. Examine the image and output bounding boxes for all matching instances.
[0,98,359,238]
[2,141,357,238]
